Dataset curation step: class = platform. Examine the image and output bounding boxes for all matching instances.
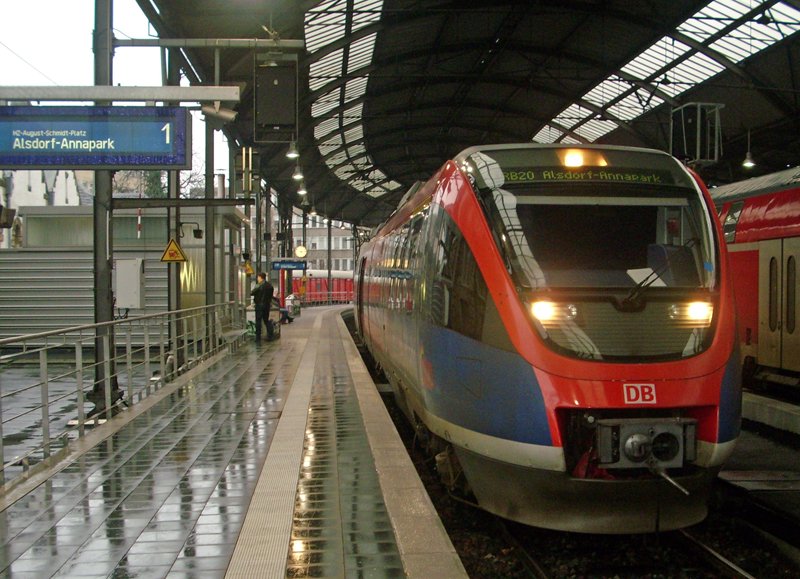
[718,393,800,550]
[0,306,467,578]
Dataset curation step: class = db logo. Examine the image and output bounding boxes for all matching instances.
[624,383,657,404]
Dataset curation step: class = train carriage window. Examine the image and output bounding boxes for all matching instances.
[430,216,488,340]
[723,201,744,243]
[787,256,796,334]
[769,257,779,332]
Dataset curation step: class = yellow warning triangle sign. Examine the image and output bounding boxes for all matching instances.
[243,260,254,275]
[160,238,188,262]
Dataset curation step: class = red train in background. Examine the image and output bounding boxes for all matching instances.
[712,166,800,388]
[290,269,354,304]
[355,143,741,533]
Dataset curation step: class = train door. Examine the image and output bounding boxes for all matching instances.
[758,238,800,372]
[782,237,800,372]
[758,239,782,368]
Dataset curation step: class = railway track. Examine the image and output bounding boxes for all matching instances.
[496,519,774,578]
[675,529,757,578]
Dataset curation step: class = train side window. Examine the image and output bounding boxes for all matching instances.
[431,224,457,326]
[769,257,778,332]
[449,235,488,340]
[429,216,487,340]
[787,256,796,334]
[723,201,744,243]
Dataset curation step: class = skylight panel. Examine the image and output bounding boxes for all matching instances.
[349,155,369,169]
[309,49,345,90]
[710,34,760,61]
[368,169,387,182]
[335,165,356,180]
[315,118,341,140]
[343,103,364,123]
[344,125,364,142]
[346,144,367,158]
[351,179,372,191]
[771,2,800,35]
[305,24,346,53]
[573,119,617,141]
[352,0,383,31]
[553,104,592,129]
[343,77,369,102]
[679,18,722,42]
[710,15,800,63]
[365,188,387,198]
[326,153,349,170]
[607,91,665,120]
[560,135,583,145]
[621,37,691,80]
[348,34,377,73]
[683,0,750,40]
[666,52,726,90]
[533,126,562,143]
[583,78,627,107]
[304,0,349,52]
[305,0,389,205]
[534,1,799,146]
[311,94,341,118]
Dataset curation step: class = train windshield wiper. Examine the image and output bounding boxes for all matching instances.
[622,239,697,306]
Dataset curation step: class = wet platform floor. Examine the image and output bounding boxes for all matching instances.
[0,306,463,578]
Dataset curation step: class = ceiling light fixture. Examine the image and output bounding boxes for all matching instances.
[286,140,299,159]
[298,181,307,195]
[292,164,304,180]
[742,130,755,168]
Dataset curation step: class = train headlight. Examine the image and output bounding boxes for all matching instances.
[687,301,713,324]
[530,300,579,325]
[531,300,557,322]
[668,301,713,326]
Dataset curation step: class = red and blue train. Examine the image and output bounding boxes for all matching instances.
[355,144,740,533]
[712,166,800,388]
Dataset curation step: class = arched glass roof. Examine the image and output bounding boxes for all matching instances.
[305,0,403,200]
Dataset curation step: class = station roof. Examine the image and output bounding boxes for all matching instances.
[138,0,800,227]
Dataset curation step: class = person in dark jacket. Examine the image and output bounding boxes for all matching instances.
[250,272,275,341]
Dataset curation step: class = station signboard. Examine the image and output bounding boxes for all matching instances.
[272,259,307,270]
[0,106,191,169]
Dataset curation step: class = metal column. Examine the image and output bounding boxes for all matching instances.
[92,0,117,410]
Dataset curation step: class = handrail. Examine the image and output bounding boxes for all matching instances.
[0,301,247,493]
[0,302,236,348]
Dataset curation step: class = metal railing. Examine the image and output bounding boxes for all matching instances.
[0,302,246,489]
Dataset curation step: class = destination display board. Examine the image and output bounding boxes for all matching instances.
[502,167,676,185]
[0,106,191,169]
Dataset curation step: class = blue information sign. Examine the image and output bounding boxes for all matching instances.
[0,106,191,169]
[272,260,307,270]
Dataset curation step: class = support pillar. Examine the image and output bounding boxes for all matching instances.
[91,0,121,413]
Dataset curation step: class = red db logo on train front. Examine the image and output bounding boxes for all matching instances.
[624,384,657,404]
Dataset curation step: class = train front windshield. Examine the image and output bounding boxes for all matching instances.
[463,146,718,362]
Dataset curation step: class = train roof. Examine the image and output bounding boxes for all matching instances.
[453,143,672,163]
[710,166,800,204]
